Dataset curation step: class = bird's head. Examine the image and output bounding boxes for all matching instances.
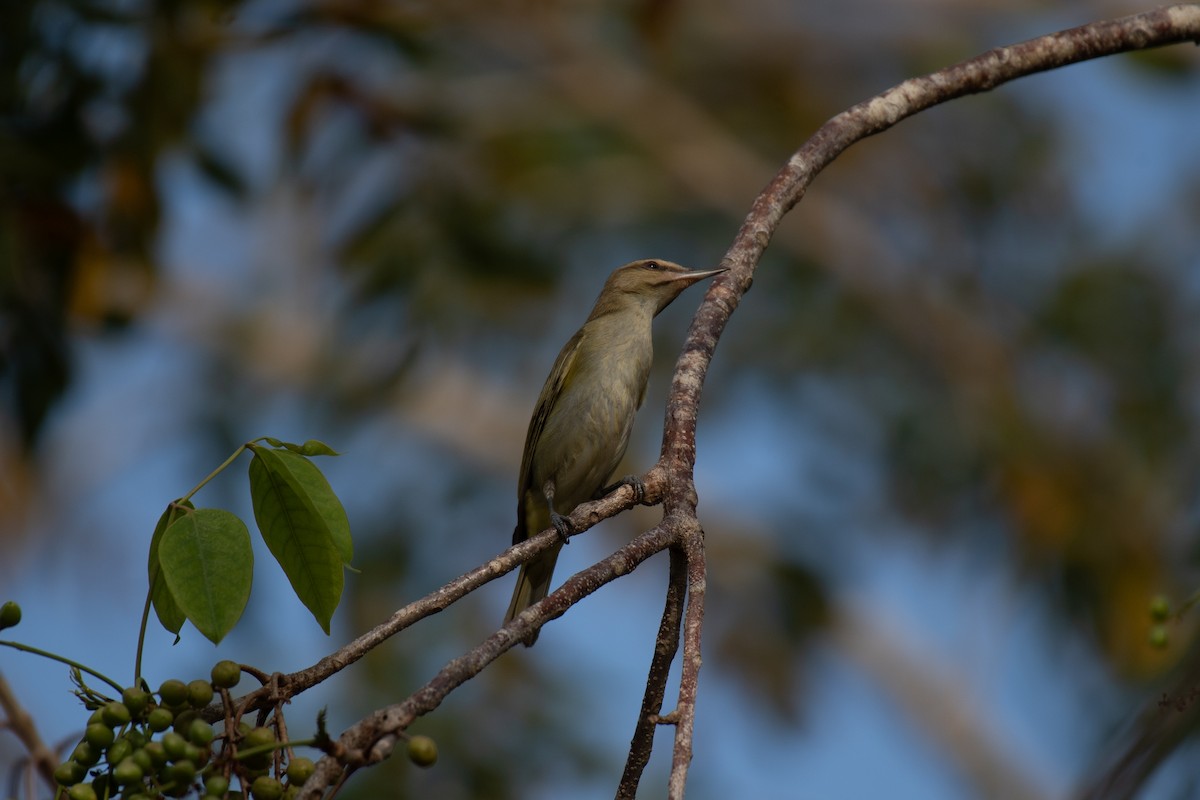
[595,259,727,317]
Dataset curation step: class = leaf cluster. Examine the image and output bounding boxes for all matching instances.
[148,439,350,645]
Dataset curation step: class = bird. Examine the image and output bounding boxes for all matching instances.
[504,258,726,646]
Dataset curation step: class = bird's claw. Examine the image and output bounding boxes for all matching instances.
[600,474,646,504]
[550,512,573,544]
[623,474,647,505]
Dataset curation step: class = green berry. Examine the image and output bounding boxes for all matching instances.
[71,740,101,767]
[131,747,153,772]
[66,783,98,800]
[84,722,115,750]
[162,731,188,761]
[87,707,106,725]
[241,726,275,770]
[54,759,86,785]
[204,774,230,796]
[1150,625,1169,649]
[106,738,132,766]
[0,601,21,630]
[165,759,196,785]
[172,708,199,733]
[1150,595,1171,622]
[188,718,216,746]
[187,679,215,708]
[112,756,144,785]
[243,727,275,748]
[100,701,132,727]
[90,773,110,797]
[122,687,151,718]
[285,756,315,784]
[250,775,284,800]
[406,735,437,767]
[147,706,174,731]
[143,741,168,766]
[159,679,188,707]
[211,660,241,689]
[183,741,206,765]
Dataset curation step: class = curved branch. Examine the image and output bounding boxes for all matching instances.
[666,5,1200,459]
[295,5,1200,797]
[650,4,1200,796]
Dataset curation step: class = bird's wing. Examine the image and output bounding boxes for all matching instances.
[513,325,587,544]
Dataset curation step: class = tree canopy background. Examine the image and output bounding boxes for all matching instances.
[2,1,1200,798]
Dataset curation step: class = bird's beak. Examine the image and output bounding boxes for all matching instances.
[669,267,728,285]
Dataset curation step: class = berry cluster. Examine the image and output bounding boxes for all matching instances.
[52,661,314,800]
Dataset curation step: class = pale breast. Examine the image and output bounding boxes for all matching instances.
[531,319,653,513]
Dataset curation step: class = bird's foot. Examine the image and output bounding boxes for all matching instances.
[550,512,573,544]
[600,474,647,505]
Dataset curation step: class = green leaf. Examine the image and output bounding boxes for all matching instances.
[258,437,341,457]
[248,449,345,634]
[158,508,253,645]
[295,439,340,457]
[281,450,351,563]
[148,500,193,636]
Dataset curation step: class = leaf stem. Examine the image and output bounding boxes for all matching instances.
[181,444,250,504]
[235,737,317,761]
[134,590,153,687]
[0,640,124,693]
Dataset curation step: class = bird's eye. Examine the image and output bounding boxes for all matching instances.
[644,261,660,270]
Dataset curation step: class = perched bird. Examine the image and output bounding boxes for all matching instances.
[504,258,726,646]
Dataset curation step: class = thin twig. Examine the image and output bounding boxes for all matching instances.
[299,523,677,799]
[214,475,655,724]
[667,522,707,800]
[616,546,687,799]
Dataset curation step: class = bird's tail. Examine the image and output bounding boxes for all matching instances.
[503,539,563,647]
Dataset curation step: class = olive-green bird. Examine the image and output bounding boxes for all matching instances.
[504,259,726,645]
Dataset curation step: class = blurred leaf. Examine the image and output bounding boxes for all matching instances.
[191,141,247,197]
[1126,46,1198,79]
[712,546,829,723]
[1038,266,1181,460]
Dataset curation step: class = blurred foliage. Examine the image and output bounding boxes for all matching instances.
[3,0,1200,797]
[0,0,245,454]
